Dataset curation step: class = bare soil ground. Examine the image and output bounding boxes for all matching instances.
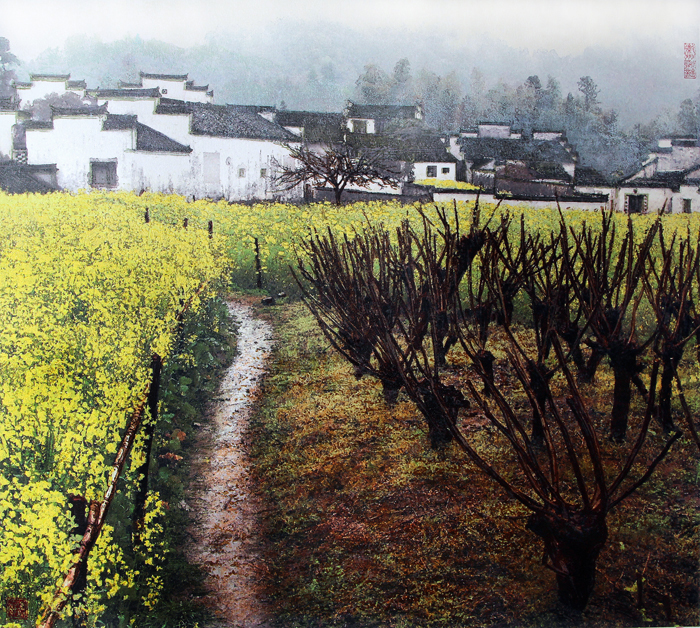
[185,300,274,628]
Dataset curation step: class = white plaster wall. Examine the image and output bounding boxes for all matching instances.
[97,98,158,119]
[140,77,210,103]
[612,187,672,213]
[433,191,609,210]
[0,112,16,159]
[17,81,67,105]
[414,162,456,180]
[140,110,192,146]
[657,146,700,172]
[186,136,302,201]
[125,151,194,195]
[676,185,700,212]
[141,77,186,100]
[25,116,134,189]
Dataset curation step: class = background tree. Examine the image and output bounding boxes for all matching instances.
[578,76,600,112]
[0,37,19,98]
[273,142,401,204]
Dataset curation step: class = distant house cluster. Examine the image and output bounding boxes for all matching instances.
[0,71,698,212]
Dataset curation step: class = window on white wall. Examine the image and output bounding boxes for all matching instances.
[90,161,117,188]
[238,168,246,178]
[260,168,267,178]
[442,167,450,174]
[683,199,692,213]
[426,165,437,177]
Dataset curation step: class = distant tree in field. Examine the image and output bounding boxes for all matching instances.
[273,142,401,204]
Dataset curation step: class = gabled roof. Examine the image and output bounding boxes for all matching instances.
[89,88,161,99]
[140,72,188,81]
[118,81,143,89]
[345,101,420,121]
[66,80,87,89]
[185,83,209,92]
[102,114,192,153]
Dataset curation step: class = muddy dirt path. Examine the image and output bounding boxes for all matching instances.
[186,300,274,628]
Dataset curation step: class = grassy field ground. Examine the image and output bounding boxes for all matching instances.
[248,301,699,628]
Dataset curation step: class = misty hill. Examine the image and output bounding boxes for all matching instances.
[19,23,698,127]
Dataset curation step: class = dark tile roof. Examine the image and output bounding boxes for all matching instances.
[0,162,58,193]
[102,114,137,130]
[345,102,420,120]
[0,97,18,112]
[30,74,70,82]
[13,82,32,89]
[136,122,192,153]
[140,72,188,81]
[275,110,345,141]
[101,114,192,153]
[618,171,686,192]
[459,137,575,164]
[191,104,297,141]
[66,80,87,89]
[185,83,209,92]
[155,98,190,114]
[574,166,609,186]
[348,132,458,163]
[89,88,161,99]
[23,120,54,129]
[51,104,108,116]
[156,100,296,141]
[118,81,143,88]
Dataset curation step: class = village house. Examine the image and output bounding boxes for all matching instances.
[614,136,700,213]
[4,71,304,201]
[344,101,424,135]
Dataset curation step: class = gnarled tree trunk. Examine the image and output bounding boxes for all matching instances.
[527,509,608,610]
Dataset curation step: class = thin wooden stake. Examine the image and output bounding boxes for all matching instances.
[255,237,262,289]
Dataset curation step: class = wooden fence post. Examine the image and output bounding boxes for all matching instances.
[255,237,262,289]
[132,355,163,545]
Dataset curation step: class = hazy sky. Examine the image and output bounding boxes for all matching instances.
[3,0,699,61]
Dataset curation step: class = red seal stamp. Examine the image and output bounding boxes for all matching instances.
[685,43,696,79]
[5,597,29,620]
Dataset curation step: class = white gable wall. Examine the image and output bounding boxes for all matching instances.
[127,151,195,195]
[0,112,16,159]
[25,116,134,189]
[142,111,192,146]
[96,98,158,119]
[414,161,456,180]
[187,135,302,201]
[16,80,68,105]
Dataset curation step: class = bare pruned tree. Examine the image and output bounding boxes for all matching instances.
[273,142,401,205]
[295,202,686,611]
